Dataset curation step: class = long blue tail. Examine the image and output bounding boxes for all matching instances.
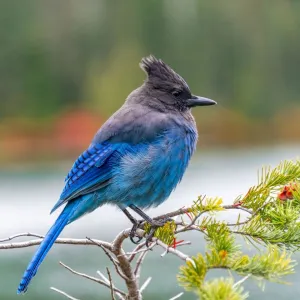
[17,201,78,294]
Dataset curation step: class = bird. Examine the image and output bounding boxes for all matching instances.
[17,55,216,294]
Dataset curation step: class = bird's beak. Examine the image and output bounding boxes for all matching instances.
[186,95,217,107]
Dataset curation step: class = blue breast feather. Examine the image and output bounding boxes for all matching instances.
[109,128,197,208]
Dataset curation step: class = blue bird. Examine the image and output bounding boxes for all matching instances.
[17,55,216,294]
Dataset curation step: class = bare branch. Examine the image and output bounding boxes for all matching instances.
[232,274,251,288]
[0,234,112,250]
[128,242,147,262]
[0,201,253,251]
[0,232,44,242]
[87,238,129,281]
[96,271,125,300]
[227,201,272,226]
[155,239,190,262]
[169,292,184,300]
[139,277,152,294]
[153,204,253,223]
[106,267,116,300]
[182,210,208,229]
[134,247,150,278]
[59,261,126,297]
[50,287,80,300]
[160,241,191,258]
[97,270,110,282]
[222,205,253,214]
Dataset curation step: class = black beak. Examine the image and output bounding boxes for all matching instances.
[186,95,217,107]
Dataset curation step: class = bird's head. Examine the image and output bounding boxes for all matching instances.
[138,55,216,112]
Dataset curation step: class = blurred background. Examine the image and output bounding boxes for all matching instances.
[1,1,300,299]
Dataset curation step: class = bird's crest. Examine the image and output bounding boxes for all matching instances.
[140,55,189,90]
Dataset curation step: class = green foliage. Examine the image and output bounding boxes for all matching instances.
[144,221,176,246]
[238,216,300,249]
[236,160,300,210]
[206,223,239,255]
[178,254,207,290]
[232,246,295,283]
[176,159,300,299]
[199,278,249,300]
[191,196,224,214]
[262,201,299,229]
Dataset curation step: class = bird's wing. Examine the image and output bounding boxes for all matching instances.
[50,142,121,213]
[51,107,171,214]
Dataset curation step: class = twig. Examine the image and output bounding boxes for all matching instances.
[59,261,126,297]
[134,249,149,279]
[155,239,190,262]
[227,201,272,226]
[175,211,208,234]
[139,277,152,294]
[97,271,125,300]
[87,237,129,281]
[232,274,251,288]
[126,242,156,261]
[87,237,117,263]
[160,241,191,257]
[97,270,110,282]
[222,205,253,214]
[0,232,44,242]
[0,235,112,250]
[50,287,80,300]
[169,292,184,300]
[106,267,116,300]
[128,242,147,262]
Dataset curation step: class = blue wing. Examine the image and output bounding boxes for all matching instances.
[51,142,119,213]
[51,107,172,214]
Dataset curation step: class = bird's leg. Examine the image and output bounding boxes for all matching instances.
[129,204,173,226]
[129,204,173,247]
[121,207,138,225]
[120,207,143,244]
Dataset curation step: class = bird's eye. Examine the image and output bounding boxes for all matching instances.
[172,90,182,98]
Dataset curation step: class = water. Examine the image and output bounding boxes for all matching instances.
[1,145,300,299]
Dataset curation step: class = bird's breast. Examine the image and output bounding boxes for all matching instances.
[111,126,198,208]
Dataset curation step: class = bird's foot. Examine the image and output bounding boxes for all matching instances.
[129,217,174,246]
[129,220,144,244]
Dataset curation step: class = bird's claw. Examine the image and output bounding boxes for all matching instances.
[129,220,144,244]
[129,217,174,246]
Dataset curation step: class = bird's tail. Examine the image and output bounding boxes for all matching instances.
[17,200,79,294]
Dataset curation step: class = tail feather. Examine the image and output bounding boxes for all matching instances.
[17,201,78,294]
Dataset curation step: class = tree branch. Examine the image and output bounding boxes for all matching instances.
[59,261,127,297]
[153,204,253,223]
[106,267,116,300]
[50,287,80,300]
[87,237,129,281]
[0,235,112,250]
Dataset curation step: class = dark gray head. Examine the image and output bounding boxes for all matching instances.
[129,55,216,112]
